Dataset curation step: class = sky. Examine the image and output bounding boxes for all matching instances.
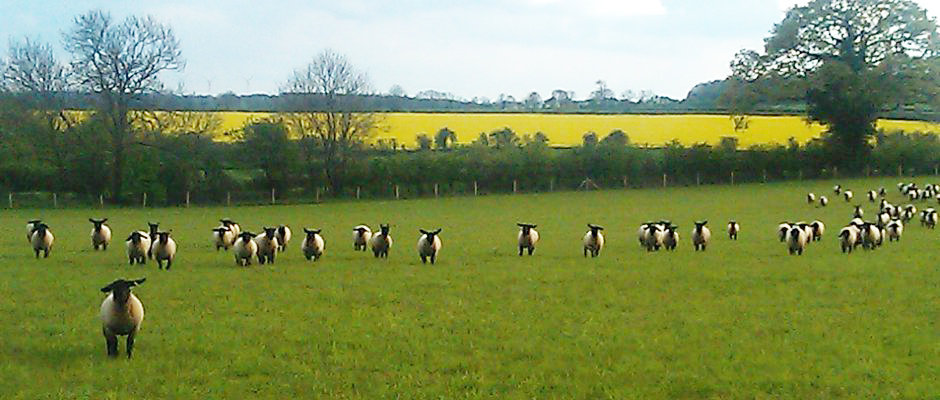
[1,0,939,101]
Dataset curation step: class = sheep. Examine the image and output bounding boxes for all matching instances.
[30,223,54,258]
[879,187,887,197]
[819,196,828,207]
[583,224,605,257]
[274,225,292,252]
[807,193,816,204]
[867,190,877,202]
[146,222,159,259]
[26,219,41,242]
[663,225,679,251]
[786,226,808,255]
[861,223,882,250]
[843,190,853,202]
[833,184,842,195]
[517,223,539,256]
[810,220,825,242]
[254,227,280,264]
[877,211,891,227]
[151,231,177,270]
[926,210,938,229]
[853,205,864,218]
[691,221,711,251]
[219,218,241,236]
[89,218,112,250]
[901,205,917,223]
[886,219,904,242]
[370,224,393,258]
[211,226,234,251]
[636,223,652,246]
[352,225,372,251]
[777,222,792,242]
[100,278,146,358]
[838,226,858,253]
[796,222,814,244]
[727,220,739,240]
[125,231,150,265]
[417,228,443,264]
[301,229,325,261]
[233,232,258,266]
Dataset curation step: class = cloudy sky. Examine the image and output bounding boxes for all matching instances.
[1,0,938,100]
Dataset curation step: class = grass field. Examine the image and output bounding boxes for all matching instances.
[2,177,939,398]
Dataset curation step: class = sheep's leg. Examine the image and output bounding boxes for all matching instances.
[166,259,172,270]
[430,254,436,264]
[421,255,427,264]
[583,248,588,257]
[126,331,136,359]
[44,249,49,258]
[35,249,40,258]
[269,252,276,264]
[104,329,118,357]
[528,247,534,256]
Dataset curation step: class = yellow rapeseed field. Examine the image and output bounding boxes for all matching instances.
[210,112,940,148]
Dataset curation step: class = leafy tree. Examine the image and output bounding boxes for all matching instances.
[524,92,542,110]
[727,0,940,168]
[241,122,296,193]
[415,133,432,150]
[64,10,184,202]
[488,127,520,149]
[582,132,598,147]
[281,50,378,194]
[601,130,629,146]
[434,127,457,150]
[590,80,615,104]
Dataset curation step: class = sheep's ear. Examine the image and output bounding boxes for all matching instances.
[420,229,429,235]
[125,234,134,241]
[100,283,114,293]
[531,224,537,228]
[304,228,313,234]
[313,229,321,234]
[517,223,524,227]
[101,218,108,223]
[434,228,442,234]
[88,218,95,223]
[131,278,146,286]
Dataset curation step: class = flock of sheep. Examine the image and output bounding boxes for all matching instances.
[23,180,939,358]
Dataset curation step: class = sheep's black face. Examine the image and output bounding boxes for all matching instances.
[34,223,49,236]
[304,229,320,240]
[157,232,170,244]
[239,232,255,243]
[148,223,159,235]
[278,225,288,237]
[101,278,145,305]
[89,218,107,231]
[420,228,442,241]
[264,228,277,239]
[380,224,390,236]
[126,232,142,244]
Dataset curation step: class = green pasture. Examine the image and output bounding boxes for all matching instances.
[1,177,938,399]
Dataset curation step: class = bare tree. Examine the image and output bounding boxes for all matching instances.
[64,10,184,202]
[282,50,379,195]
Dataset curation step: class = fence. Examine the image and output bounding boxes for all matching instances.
[3,163,936,209]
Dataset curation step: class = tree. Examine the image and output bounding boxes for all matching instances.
[415,133,432,150]
[241,122,296,193]
[488,128,520,149]
[582,132,599,147]
[601,130,629,146]
[590,80,614,103]
[727,0,940,168]
[434,127,457,150]
[524,92,542,110]
[64,10,184,202]
[281,49,378,195]
[388,84,406,97]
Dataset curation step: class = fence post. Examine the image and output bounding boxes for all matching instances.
[731,171,735,185]
[798,170,803,181]
[696,172,700,186]
[99,194,104,208]
[356,186,361,200]
[226,192,231,206]
[865,166,871,177]
[663,173,667,188]
[935,165,938,176]
[899,164,903,177]
[316,188,321,203]
[513,180,518,194]
[833,166,838,179]
[271,188,276,205]
[474,181,478,196]
[395,184,400,199]
[434,183,439,197]
[8,193,12,208]
[53,193,58,208]
[762,169,767,183]
[623,176,628,188]
[550,178,554,192]
[142,193,147,208]
[185,191,190,208]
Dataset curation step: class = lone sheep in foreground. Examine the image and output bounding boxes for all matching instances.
[727,220,739,240]
[583,224,605,257]
[90,218,112,250]
[691,221,711,251]
[151,232,177,270]
[26,219,41,242]
[301,229,325,261]
[233,232,258,266]
[370,224,393,258]
[353,225,372,251]
[30,223,54,258]
[254,227,280,264]
[517,223,539,256]
[125,231,150,265]
[417,229,443,264]
[100,278,146,358]
[275,225,292,252]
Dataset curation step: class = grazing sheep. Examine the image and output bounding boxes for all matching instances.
[211,227,234,251]
[301,229,325,261]
[886,219,904,242]
[833,185,842,195]
[807,193,816,204]
[254,227,280,264]
[219,219,241,236]
[417,228,443,264]
[727,220,739,240]
[867,190,877,202]
[517,223,539,256]
[853,205,864,218]
[787,226,808,255]
[352,225,372,251]
[691,221,711,251]
[819,196,828,207]
[232,232,258,266]
[838,226,858,253]
[100,278,146,358]
[370,224,393,258]
[810,220,825,242]
[89,218,112,251]
[583,224,605,257]
[663,225,679,251]
[125,231,150,265]
[146,222,159,259]
[30,223,54,258]
[275,225,292,252]
[843,190,853,202]
[777,222,792,242]
[26,219,41,242]
[151,231,177,270]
